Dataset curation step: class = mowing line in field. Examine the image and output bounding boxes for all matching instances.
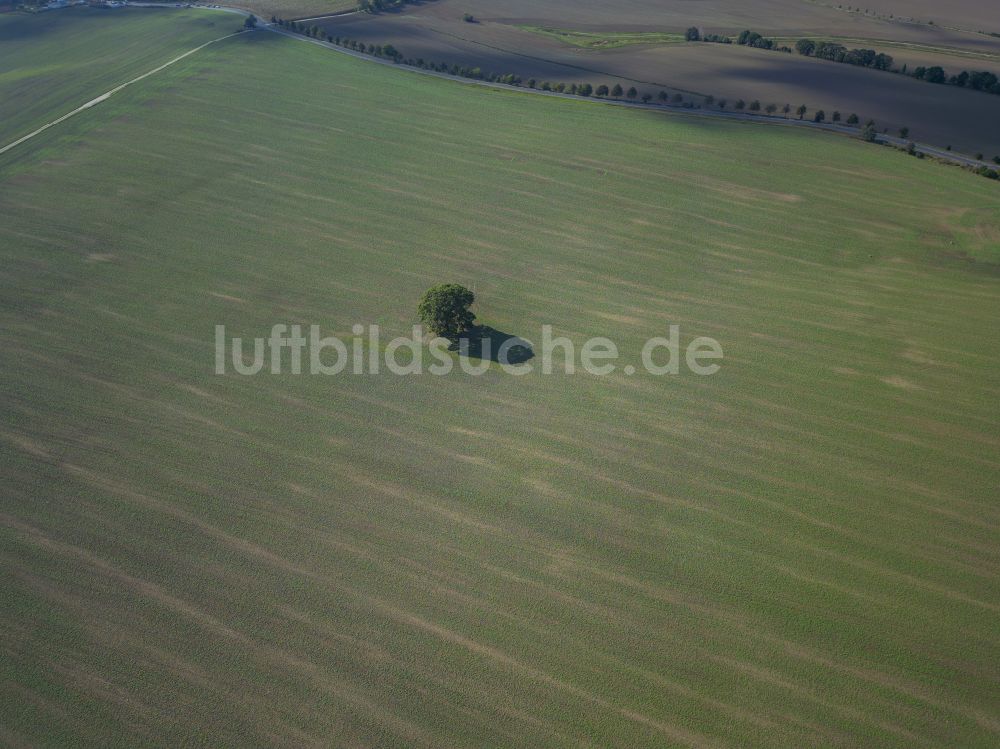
[0,29,243,157]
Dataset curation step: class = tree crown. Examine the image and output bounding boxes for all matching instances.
[417,284,476,339]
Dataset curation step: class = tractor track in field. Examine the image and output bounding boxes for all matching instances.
[0,24,243,157]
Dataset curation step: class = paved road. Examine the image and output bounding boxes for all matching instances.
[3,3,995,173]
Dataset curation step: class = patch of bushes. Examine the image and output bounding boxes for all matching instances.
[796,39,893,70]
[736,30,791,52]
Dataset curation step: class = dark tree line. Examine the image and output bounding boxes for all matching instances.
[913,66,1000,94]
[699,30,894,73]
[795,39,894,70]
[695,28,790,51]
[798,38,1000,96]
[736,29,790,51]
[358,0,429,13]
[687,23,1000,162]
[694,24,1000,100]
[694,23,999,103]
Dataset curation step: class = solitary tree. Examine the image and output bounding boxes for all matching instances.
[899,126,910,138]
[612,83,624,98]
[796,104,808,120]
[847,113,859,125]
[814,110,826,123]
[418,284,476,339]
[596,84,609,97]
[243,14,257,29]
[765,103,777,115]
[685,26,701,41]
[782,103,791,117]
[626,86,638,99]
[861,123,878,142]
[832,111,841,122]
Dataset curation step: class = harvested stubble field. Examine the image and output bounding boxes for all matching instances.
[816,0,1000,33]
[316,0,1000,154]
[1,10,999,748]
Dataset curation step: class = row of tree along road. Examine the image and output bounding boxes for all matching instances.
[269,18,1000,182]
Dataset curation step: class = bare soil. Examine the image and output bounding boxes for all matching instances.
[315,0,1000,154]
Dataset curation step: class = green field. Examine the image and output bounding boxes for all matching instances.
[0,7,236,145]
[2,11,999,747]
[518,26,687,49]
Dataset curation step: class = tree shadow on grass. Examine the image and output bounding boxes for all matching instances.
[453,325,534,365]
